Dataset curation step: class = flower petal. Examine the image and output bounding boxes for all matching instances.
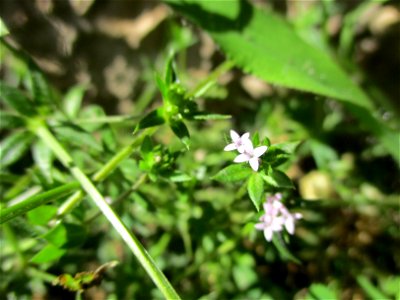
[255,223,265,230]
[241,132,250,140]
[234,153,250,163]
[263,228,273,241]
[224,143,237,151]
[253,146,268,157]
[249,158,259,171]
[284,217,295,234]
[230,130,240,141]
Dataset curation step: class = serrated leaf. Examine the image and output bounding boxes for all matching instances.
[247,172,264,211]
[0,111,25,129]
[262,169,294,189]
[30,243,66,264]
[168,0,399,163]
[136,108,165,130]
[0,82,37,116]
[169,1,371,108]
[0,131,34,168]
[63,84,86,118]
[212,164,252,183]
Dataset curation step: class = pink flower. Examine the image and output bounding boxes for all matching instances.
[233,143,268,171]
[255,193,302,242]
[224,130,252,153]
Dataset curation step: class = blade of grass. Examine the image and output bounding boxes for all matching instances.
[32,121,181,300]
[0,182,79,224]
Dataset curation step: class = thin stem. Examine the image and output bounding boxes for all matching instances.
[1,182,79,224]
[34,124,180,300]
[186,60,235,99]
[57,127,156,218]
[85,174,147,224]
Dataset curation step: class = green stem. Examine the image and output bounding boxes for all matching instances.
[186,60,235,99]
[57,128,156,218]
[34,124,180,300]
[0,182,79,224]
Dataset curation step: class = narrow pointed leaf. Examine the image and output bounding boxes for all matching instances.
[0,82,36,116]
[169,119,190,149]
[0,131,34,168]
[0,182,79,224]
[247,172,264,211]
[136,108,165,130]
[0,111,25,129]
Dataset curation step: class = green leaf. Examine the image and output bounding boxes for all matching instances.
[0,18,10,37]
[0,131,34,168]
[27,205,58,226]
[0,111,25,129]
[271,141,302,154]
[192,113,231,120]
[168,1,371,109]
[54,124,103,153]
[169,119,190,149]
[310,139,338,170]
[155,73,169,101]
[63,84,86,118]
[262,169,294,189]
[212,164,252,183]
[79,105,107,132]
[0,182,79,224]
[247,172,264,211]
[0,82,37,116]
[164,54,176,85]
[44,223,87,248]
[168,0,399,162]
[28,62,53,106]
[32,140,54,183]
[356,275,388,300]
[169,171,193,182]
[308,283,338,300]
[140,136,153,155]
[136,108,165,130]
[272,234,301,264]
[30,243,66,264]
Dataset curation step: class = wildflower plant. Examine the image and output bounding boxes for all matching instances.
[1,0,399,298]
[215,130,302,248]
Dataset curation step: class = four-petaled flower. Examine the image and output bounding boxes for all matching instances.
[224,130,252,153]
[233,143,268,171]
[255,193,302,242]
